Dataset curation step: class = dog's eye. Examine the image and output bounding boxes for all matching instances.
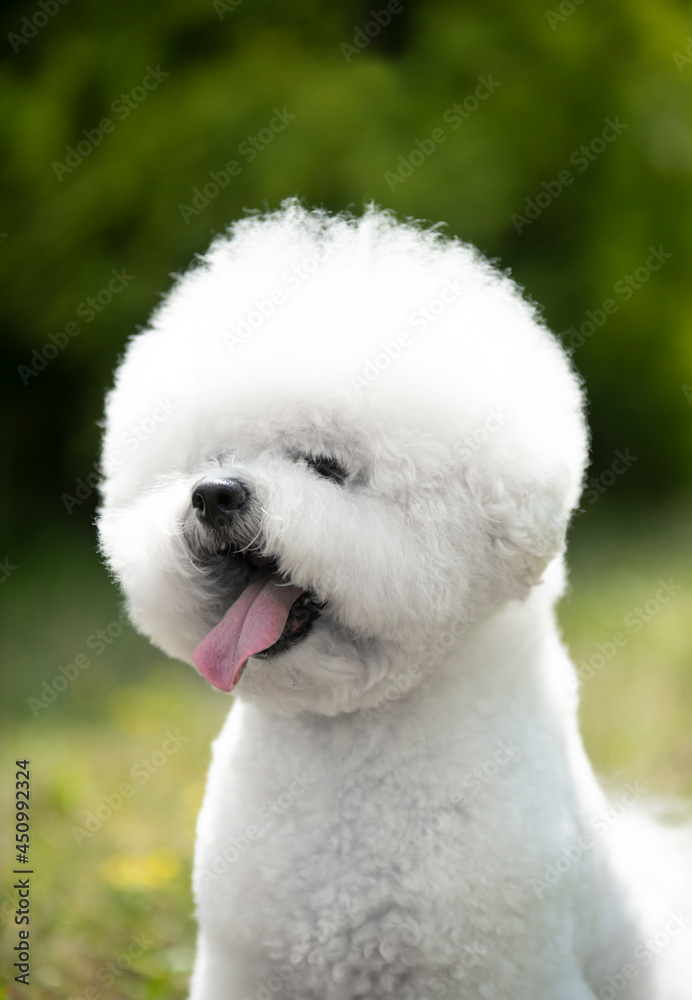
[305,455,347,485]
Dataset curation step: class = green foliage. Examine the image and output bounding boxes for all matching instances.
[1,0,692,537]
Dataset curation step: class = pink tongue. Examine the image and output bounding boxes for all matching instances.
[192,574,304,691]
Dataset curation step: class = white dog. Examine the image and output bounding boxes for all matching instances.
[98,202,690,1000]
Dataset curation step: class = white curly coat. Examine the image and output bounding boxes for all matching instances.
[98,203,691,1000]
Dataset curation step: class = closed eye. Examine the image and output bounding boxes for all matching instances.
[304,455,347,485]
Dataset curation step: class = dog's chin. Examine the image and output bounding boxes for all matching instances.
[234,625,389,717]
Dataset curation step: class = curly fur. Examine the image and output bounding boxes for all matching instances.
[98,201,691,999]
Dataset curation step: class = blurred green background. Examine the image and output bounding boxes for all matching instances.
[1,0,691,997]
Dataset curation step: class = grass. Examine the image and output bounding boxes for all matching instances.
[0,673,226,1000]
[561,506,692,799]
[0,506,690,999]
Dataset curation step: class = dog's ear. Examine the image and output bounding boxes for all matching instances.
[471,461,580,599]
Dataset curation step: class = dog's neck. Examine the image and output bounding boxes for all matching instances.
[230,556,588,808]
[356,554,575,717]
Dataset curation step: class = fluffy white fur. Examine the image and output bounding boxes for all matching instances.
[98,202,691,999]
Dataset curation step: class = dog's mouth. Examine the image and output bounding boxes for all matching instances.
[192,546,323,692]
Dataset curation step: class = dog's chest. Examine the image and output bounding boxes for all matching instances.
[194,705,492,996]
[198,772,477,999]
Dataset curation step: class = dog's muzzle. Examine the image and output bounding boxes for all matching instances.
[188,477,324,691]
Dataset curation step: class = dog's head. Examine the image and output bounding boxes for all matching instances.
[98,202,587,715]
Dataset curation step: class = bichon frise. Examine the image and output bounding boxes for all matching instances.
[98,202,691,1000]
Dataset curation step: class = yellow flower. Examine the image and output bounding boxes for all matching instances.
[100,849,181,889]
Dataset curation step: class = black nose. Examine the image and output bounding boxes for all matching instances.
[191,478,248,526]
